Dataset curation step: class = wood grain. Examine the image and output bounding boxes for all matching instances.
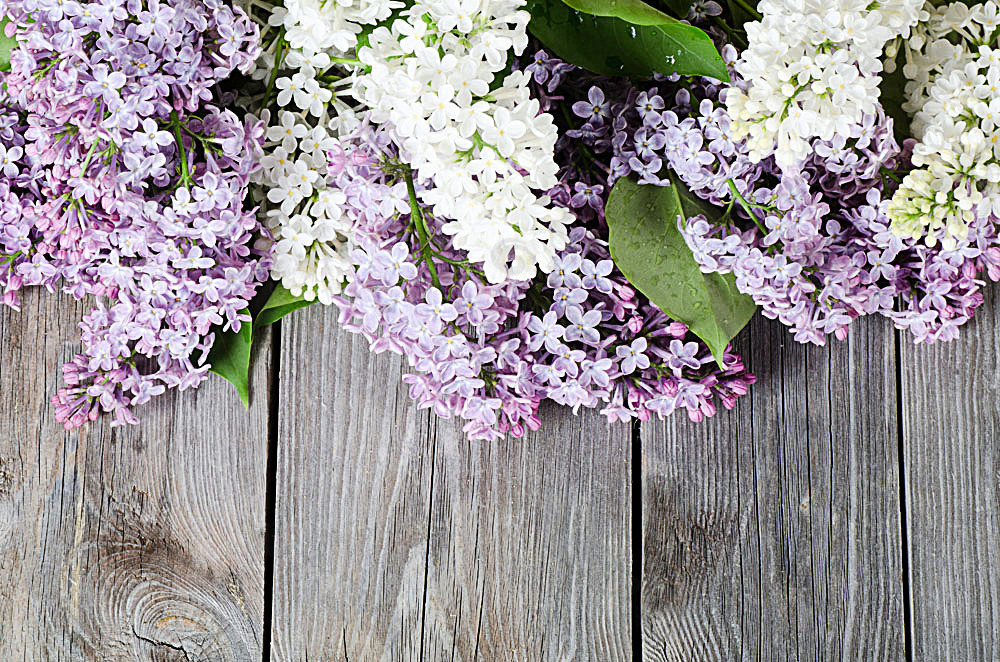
[271,303,633,661]
[0,289,270,661]
[900,284,1000,661]
[418,404,632,660]
[640,314,905,661]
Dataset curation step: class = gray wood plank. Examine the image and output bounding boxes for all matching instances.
[419,403,632,660]
[270,303,434,661]
[0,289,270,661]
[272,303,633,660]
[641,314,905,661]
[900,284,1000,660]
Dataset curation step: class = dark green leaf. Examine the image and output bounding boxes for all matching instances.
[526,0,729,81]
[255,283,315,327]
[662,0,696,17]
[0,19,18,73]
[879,51,911,144]
[356,1,413,50]
[606,175,756,365]
[725,0,757,26]
[207,315,253,409]
[560,0,677,24]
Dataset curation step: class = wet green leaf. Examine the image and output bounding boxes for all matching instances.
[0,19,18,73]
[526,0,729,80]
[560,0,677,25]
[606,175,756,365]
[207,314,253,409]
[255,283,315,327]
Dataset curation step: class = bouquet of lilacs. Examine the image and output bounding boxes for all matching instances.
[0,0,268,426]
[2,0,998,440]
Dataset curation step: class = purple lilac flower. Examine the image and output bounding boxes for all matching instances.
[330,102,755,439]
[0,0,268,427]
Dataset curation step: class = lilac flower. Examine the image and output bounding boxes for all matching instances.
[635,91,665,123]
[528,311,566,352]
[572,86,610,125]
[581,259,614,293]
[0,0,268,428]
[551,286,587,316]
[547,252,582,288]
[616,337,650,375]
[416,287,458,324]
[666,339,702,375]
[454,280,495,326]
[629,156,664,184]
[564,306,601,345]
[570,182,604,211]
[327,53,761,440]
[375,242,419,285]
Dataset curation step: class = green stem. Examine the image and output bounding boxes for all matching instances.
[711,16,748,48]
[262,29,288,112]
[727,179,768,233]
[330,56,362,66]
[171,111,191,189]
[404,169,440,289]
[78,140,101,174]
[731,0,763,20]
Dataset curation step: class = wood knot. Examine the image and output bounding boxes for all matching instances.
[642,475,735,610]
[0,455,21,497]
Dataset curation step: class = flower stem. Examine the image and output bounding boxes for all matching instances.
[171,111,191,189]
[330,56,363,66]
[404,168,441,288]
[261,29,288,112]
[727,179,768,233]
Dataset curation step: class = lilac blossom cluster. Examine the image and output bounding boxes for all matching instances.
[675,94,1000,344]
[0,0,270,427]
[328,111,754,441]
[534,45,1000,345]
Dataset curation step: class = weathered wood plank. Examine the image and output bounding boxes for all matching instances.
[270,304,434,661]
[0,290,270,661]
[900,285,1000,660]
[418,404,632,660]
[641,314,904,661]
[272,303,633,660]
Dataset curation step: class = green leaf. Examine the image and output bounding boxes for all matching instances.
[207,315,253,409]
[879,50,911,144]
[356,1,413,50]
[0,18,18,73]
[255,283,315,327]
[725,0,757,26]
[662,0,696,17]
[559,0,678,24]
[606,175,756,365]
[526,0,729,81]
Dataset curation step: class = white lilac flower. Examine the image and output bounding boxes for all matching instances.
[725,0,927,168]
[244,0,570,304]
[889,1,1000,249]
[238,0,402,304]
[354,0,572,283]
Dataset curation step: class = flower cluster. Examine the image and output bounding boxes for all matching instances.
[889,1,1000,249]
[354,0,572,284]
[241,0,401,305]
[319,97,753,439]
[725,0,926,167]
[600,29,1000,347]
[0,0,269,427]
[555,60,885,343]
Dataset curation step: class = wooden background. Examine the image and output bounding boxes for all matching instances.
[1,282,997,661]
